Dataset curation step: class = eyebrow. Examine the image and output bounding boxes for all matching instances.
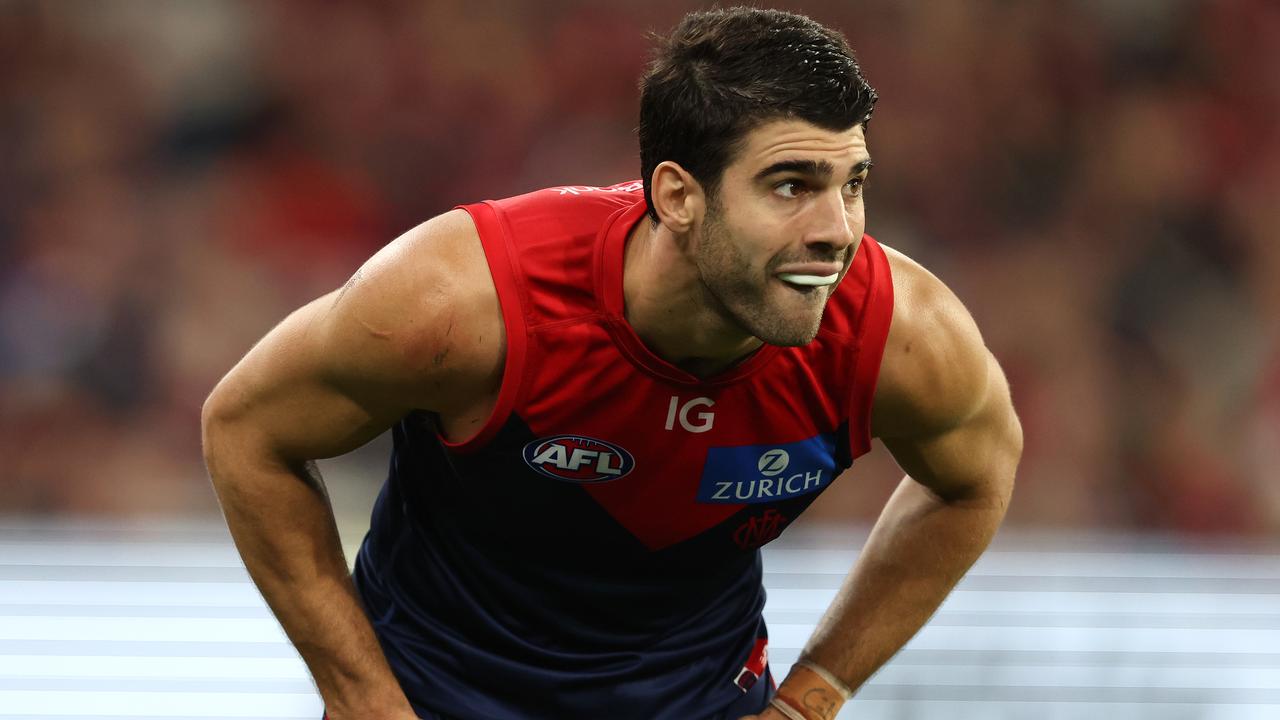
[754,157,874,182]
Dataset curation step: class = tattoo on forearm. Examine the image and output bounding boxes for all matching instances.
[802,688,839,720]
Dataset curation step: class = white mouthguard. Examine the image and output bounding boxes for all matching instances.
[778,272,839,287]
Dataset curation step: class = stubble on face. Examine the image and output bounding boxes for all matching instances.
[693,199,832,347]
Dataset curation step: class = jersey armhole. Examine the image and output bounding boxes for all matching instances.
[440,201,529,453]
[847,237,895,458]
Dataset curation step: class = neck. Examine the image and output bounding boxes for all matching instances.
[621,218,763,378]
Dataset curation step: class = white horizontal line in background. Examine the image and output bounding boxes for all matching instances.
[764,549,1280,579]
[0,567,249,582]
[790,674,1280,717]
[0,655,310,680]
[0,641,298,658]
[866,663,1280,690]
[0,581,263,606]
[765,588,1280,614]
[780,525,1280,555]
[0,517,228,534]
[0,605,270,618]
[765,623,1280,654]
[765,573,1280,594]
[0,690,321,717]
[0,618,288,643]
[764,609,1280,630]
[844,699,1280,720]
[775,646,1280,664]
[0,543,244,567]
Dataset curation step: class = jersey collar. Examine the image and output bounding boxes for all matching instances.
[595,197,779,387]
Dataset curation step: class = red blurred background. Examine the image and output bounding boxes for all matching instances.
[1,0,1277,537]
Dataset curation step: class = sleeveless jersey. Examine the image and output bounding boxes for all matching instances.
[353,181,894,720]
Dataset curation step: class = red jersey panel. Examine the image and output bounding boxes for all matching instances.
[459,181,891,551]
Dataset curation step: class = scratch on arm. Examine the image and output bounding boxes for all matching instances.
[431,317,456,367]
[328,269,364,315]
[325,268,395,341]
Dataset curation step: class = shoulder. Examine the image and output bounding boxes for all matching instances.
[319,208,505,413]
[870,244,991,439]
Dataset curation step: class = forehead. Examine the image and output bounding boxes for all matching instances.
[730,119,869,173]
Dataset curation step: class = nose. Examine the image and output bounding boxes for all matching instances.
[804,188,857,255]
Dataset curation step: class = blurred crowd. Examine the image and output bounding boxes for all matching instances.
[0,0,1277,535]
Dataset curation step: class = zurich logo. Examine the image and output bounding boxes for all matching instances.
[696,433,840,504]
[757,449,790,476]
[522,435,636,483]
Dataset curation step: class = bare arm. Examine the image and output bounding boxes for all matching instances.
[756,249,1022,719]
[201,210,502,719]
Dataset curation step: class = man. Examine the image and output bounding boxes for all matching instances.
[202,8,1020,720]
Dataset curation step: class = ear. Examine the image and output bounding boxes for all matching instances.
[649,161,705,233]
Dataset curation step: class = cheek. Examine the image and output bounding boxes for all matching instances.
[846,202,867,235]
[713,214,778,266]
[732,228,787,270]
[847,195,866,219]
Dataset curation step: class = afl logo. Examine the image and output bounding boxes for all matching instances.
[522,435,636,483]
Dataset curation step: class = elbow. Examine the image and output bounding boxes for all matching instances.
[995,411,1023,509]
[200,389,226,480]
[200,379,244,480]
[986,353,1022,508]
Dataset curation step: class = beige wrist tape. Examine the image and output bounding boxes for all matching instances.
[768,696,810,720]
[794,660,855,700]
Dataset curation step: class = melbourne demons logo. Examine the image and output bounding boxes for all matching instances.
[733,509,788,550]
[522,435,636,483]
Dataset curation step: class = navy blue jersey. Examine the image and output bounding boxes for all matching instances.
[352,183,893,719]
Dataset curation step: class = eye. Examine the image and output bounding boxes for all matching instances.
[843,176,867,198]
[774,180,805,199]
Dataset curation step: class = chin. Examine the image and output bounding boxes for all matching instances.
[748,293,828,346]
[749,313,825,347]
[713,282,828,346]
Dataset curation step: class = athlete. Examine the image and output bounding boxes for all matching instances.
[202,8,1020,720]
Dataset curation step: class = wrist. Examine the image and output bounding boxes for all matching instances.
[319,684,416,720]
[772,661,853,720]
[323,703,417,720]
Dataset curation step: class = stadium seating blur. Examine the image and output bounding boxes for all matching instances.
[4,0,1278,534]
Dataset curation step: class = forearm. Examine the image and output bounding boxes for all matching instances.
[204,428,414,718]
[778,474,1009,717]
